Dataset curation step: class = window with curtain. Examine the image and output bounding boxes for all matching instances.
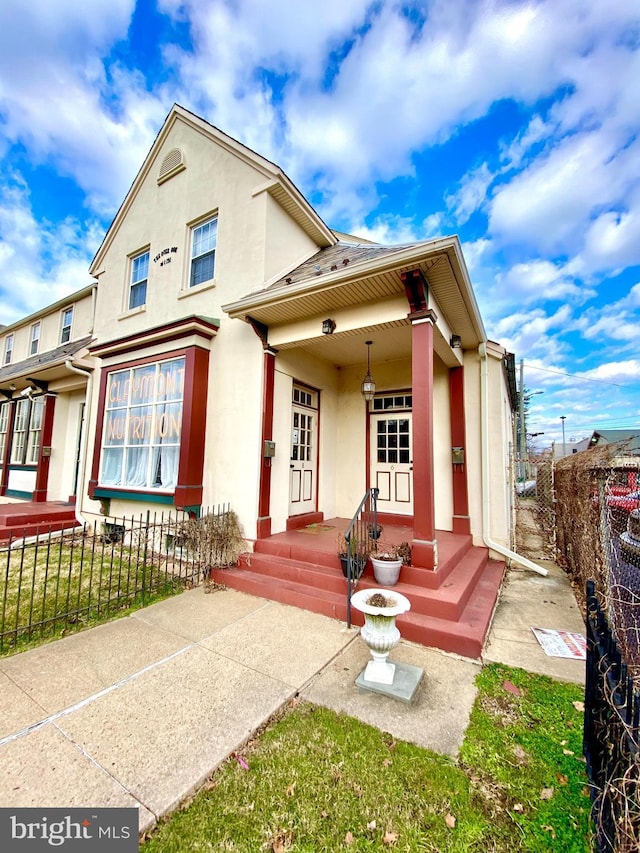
[10,397,44,464]
[99,356,185,491]
[0,402,9,465]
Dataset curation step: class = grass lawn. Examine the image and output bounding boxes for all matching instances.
[0,536,187,655]
[142,662,592,852]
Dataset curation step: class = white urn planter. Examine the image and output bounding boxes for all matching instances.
[370,555,403,586]
[350,588,411,685]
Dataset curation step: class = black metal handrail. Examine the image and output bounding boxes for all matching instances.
[345,487,379,627]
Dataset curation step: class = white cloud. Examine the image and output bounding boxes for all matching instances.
[490,304,573,361]
[0,178,98,324]
[445,162,493,225]
[580,360,640,384]
[496,259,594,303]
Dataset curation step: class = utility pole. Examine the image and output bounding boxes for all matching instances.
[561,415,566,457]
[519,359,526,480]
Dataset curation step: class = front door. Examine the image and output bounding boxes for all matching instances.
[289,385,318,516]
[371,411,413,515]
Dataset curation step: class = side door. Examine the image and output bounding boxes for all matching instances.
[289,385,318,516]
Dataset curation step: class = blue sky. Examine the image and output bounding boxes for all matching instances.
[0,0,639,450]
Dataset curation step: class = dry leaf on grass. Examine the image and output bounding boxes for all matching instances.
[513,803,524,813]
[573,700,585,712]
[445,813,456,828]
[344,830,355,845]
[383,830,399,844]
[270,829,293,852]
[285,782,296,797]
[366,820,377,830]
[540,787,555,800]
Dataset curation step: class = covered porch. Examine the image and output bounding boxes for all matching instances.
[210,517,505,659]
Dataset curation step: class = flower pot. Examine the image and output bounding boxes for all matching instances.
[350,589,411,684]
[339,554,367,580]
[371,556,402,586]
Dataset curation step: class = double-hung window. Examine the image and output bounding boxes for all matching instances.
[129,251,149,310]
[4,334,13,365]
[0,402,9,465]
[61,307,73,343]
[30,322,41,355]
[190,217,217,287]
[10,397,43,465]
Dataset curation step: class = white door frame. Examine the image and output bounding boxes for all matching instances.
[288,384,319,516]
[370,404,413,516]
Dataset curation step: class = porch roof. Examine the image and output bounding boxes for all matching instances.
[0,335,94,394]
[223,235,486,350]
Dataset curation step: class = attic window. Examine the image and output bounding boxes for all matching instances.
[158,148,186,184]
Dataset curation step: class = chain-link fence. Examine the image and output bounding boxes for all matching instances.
[550,442,640,852]
[514,455,556,562]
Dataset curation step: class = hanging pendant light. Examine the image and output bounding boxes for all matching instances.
[361,340,376,401]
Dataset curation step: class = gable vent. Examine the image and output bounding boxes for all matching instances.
[158,148,186,184]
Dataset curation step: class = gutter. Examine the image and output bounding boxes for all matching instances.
[65,359,93,528]
[479,342,548,577]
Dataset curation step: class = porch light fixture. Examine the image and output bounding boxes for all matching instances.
[450,334,462,348]
[361,340,376,402]
[322,318,336,335]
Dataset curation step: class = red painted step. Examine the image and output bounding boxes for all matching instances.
[209,552,505,659]
[0,502,78,541]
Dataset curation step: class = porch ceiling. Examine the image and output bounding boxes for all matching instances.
[276,321,413,367]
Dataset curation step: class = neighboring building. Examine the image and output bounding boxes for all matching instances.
[0,286,95,502]
[65,104,515,570]
[552,437,590,458]
[588,430,640,455]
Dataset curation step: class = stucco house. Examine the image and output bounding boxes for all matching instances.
[0,104,519,655]
[0,286,95,533]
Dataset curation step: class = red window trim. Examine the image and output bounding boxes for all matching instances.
[88,344,209,510]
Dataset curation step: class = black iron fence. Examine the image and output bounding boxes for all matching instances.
[0,506,243,654]
[585,578,640,852]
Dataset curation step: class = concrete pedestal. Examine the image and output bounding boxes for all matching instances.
[356,659,424,704]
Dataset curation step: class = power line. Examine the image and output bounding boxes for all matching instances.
[524,362,640,391]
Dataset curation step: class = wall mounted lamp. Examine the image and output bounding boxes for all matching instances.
[450,334,462,349]
[322,318,336,335]
[361,340,376,402]
[26,377,49,394]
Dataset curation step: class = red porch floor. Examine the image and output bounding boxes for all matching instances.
[0,501,78,542]
[210,518,505,659]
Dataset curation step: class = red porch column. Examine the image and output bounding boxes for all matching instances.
[449,366,471,535]
[256,347,277,539]
[33,394,56,502]
[411,310,437,569]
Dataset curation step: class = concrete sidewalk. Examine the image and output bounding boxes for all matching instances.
[0,561,585,835]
